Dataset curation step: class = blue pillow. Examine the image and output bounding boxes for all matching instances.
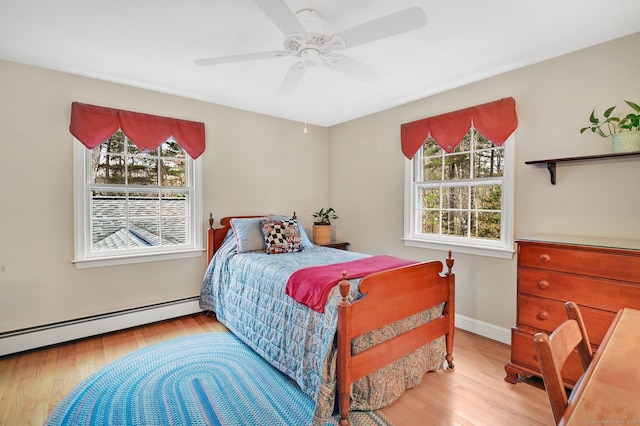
[230,217,269,253]
[269,214,313,248]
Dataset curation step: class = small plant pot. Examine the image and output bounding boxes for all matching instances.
[312,224,332,245]
[612,131,640,153]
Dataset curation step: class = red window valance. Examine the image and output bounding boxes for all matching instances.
[69,102,206,159]
[400,97,517,159]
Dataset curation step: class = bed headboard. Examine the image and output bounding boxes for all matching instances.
[206,212,297,264]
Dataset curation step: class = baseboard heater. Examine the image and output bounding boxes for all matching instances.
[0,296,203,357]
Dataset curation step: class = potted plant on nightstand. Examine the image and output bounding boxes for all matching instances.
[580,100,640,153]
[312,207,338,245]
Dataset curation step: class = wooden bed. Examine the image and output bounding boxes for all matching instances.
[205,214,455,426]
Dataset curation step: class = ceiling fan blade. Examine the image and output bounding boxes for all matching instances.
[194,51,283,66]
[327,55,382,84]
[335,7,427,49]
[277,62,307,95]
[251,0,307,36]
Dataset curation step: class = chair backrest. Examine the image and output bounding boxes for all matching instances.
[564,301,593,370]
[534,303,594,424]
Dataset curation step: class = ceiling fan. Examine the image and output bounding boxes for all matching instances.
[195,0,427,94]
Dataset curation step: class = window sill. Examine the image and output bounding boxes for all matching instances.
[72,248,205,269]
[402,238,515,259]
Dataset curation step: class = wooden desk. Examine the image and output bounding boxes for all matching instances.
[559,308,640,425]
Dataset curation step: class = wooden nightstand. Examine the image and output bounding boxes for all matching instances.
[320,241,350,250]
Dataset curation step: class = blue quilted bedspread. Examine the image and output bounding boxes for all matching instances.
[200,234,445,425]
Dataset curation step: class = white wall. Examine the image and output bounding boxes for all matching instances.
[328,32,640,333]
[1,32,638,341]
[0,59,329,333]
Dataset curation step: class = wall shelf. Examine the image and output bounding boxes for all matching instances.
[525,151,640,185]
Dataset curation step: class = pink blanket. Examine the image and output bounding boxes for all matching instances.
[285,255,416,313]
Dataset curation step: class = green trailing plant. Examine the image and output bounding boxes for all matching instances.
[312,207,338,225]
[580,100,640,137]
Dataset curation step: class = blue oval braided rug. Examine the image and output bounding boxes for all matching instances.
[45,332,392,426]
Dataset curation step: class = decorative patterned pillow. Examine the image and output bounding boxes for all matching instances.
[269,214,313,248]
[260,219,304,254]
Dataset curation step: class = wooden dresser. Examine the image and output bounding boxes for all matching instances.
[505,235,640,387]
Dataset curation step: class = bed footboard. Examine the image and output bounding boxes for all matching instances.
[336,251,455,426]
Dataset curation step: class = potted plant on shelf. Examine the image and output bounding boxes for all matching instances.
[580,100,640,153]
[312,207,338,245]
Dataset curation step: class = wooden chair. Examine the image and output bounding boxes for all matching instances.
[564,301,593,368]
[533,302,593,424]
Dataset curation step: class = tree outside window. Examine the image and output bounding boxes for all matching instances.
[405,127,513,258]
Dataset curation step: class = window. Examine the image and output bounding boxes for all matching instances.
[404,128,514,258]
[73,131,202,268]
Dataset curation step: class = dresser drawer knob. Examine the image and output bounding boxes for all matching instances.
[539,254,550,263]
[537,311,549,321]
[538,280,550,289]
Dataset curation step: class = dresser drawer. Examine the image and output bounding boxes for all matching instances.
[518,243,640,283]
[511,328,584,385]
[518,268,640,312]
[517,294,615,345]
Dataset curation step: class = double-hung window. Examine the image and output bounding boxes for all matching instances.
[402,98,517,258]
[71,103,204,268]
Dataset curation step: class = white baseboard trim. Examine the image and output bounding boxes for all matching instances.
[0,297,203,357]
[1,301,508,357]
[455,313,511,345]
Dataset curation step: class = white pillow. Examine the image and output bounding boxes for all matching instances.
[230,217,269,253]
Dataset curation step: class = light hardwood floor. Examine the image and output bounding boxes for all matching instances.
[0,313,554,425]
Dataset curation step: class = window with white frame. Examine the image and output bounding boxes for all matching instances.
[404,128,514,258]
[73,130,202,268]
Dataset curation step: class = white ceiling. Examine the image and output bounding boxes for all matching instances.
[1,0,639,127]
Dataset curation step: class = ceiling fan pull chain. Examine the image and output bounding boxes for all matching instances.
[304,86,308,134]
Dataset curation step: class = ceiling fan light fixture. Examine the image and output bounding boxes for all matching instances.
[300,48,320,66]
